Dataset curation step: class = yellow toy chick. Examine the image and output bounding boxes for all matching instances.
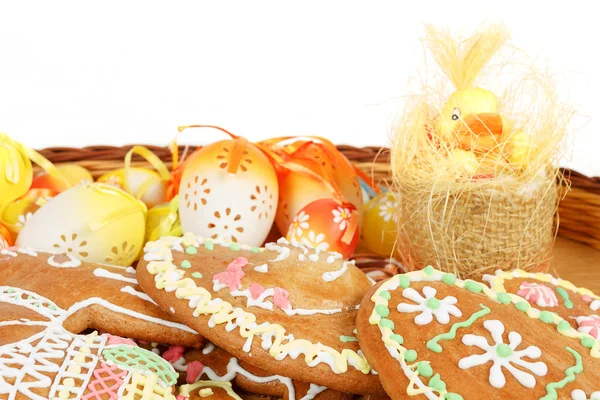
[428,25,531,174]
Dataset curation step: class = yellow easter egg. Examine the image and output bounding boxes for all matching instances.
[0,188,54,233]
[361,192,399,256]
[178,138,278,246]
[0,134,33,207]
[98,167,166,208]
[16,183,147,266]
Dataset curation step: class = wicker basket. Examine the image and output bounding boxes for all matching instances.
[37,144,600,278]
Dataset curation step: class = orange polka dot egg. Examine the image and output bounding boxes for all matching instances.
[178,138,278,246]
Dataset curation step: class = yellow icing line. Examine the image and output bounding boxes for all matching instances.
[179,381,242,400]
[122,371,175,400]
[489,269,599,300]
[145,234,371,375]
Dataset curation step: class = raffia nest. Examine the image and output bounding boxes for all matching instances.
[391,25,572,279]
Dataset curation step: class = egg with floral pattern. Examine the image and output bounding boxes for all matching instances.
[178,139,278,246]
[0,188,54,234]
[286,198,359,258]
[275,142,362,235]
[0,222,11,249]
[16,183,146,266]
[361,192,400,256]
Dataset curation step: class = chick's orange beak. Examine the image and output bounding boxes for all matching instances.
[455,113,503,153]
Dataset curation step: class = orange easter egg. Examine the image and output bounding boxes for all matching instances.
[286,198,359,258]
[361,192,400,256]
[31,164,93,194]
[178,138,278,246]
[0,188,54,234]
[275,142,362,234]
[0,222,12,249]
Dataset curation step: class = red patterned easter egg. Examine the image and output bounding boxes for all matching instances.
[178,138,278,246]
[275,142,362,235]
[286,198,359,258]
[31,164,93,194]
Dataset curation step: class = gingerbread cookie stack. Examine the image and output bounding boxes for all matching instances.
[136,233,385,396]
[356,266,600,399]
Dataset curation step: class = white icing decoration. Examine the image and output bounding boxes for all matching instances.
[0,248,18,257]
[458,319,548,388]
[301,384,328,400]
[572,389,600,400]
[202,342,216,355]
[47,254,82,268]
[93,267,138,284]
[266,243,290,262]
[120,285,158,305]
[396,286,462,325]
[591,300,600,312]
[253,264,268,273]
[126,266,136,274]
[321,262,349,282]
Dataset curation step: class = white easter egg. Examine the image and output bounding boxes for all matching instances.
[16,183,147,266]
[178,139,278,246]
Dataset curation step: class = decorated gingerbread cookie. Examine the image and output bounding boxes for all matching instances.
[484,270,600,340]
[140,341,349,400]
[136,233,384,395]
[0,247,202,346]
[0,286,180,399]
[357,266,600,399]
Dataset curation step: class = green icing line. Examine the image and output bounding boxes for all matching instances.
[557,320,571,332]
[446,393,464,400]
[27,295,33,300]
[185,246,197,255]
[539,311,554,324]
[515,301,530,312]
[390,334,404,345]
[428,373,446,391]
[102,345,178,386]
[441,273,456,285]
[379,290,391,301]
[375,305,390,317]
[496,292,511,304]
[423,265,435,275]
[48,304,56,311]
[540,347,583,400]
[204,240,214,250]
[379,318,394,330]
[180,260,192,269]
[581,336,595,349]
[555,287,574,309]
[7,288,15,293]
[427,304,491,353]
[191,272,203,279]
[230,243,241,251]
[250,246,260,253]
[417,362,433,377]
[339,335,358,343]
[464,281,482,293]
[404,349,417,362]
[398,275,410,289]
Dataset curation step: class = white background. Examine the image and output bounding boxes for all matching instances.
[1,0,598,176]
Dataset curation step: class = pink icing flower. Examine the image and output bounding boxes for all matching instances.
[582,295,593,303]
[105,334,137,347]
[273,287,290,310]
[162,345,185,363]
[576,315,600,339]
[516,282,558,308]
[249,283,266,300]
[186,360,205,383]
[176,396,187,400]
[213,257,249,291]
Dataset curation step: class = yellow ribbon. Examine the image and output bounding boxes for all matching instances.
[123,146,171,201]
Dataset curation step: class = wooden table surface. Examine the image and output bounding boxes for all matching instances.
[551,236,600,293]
